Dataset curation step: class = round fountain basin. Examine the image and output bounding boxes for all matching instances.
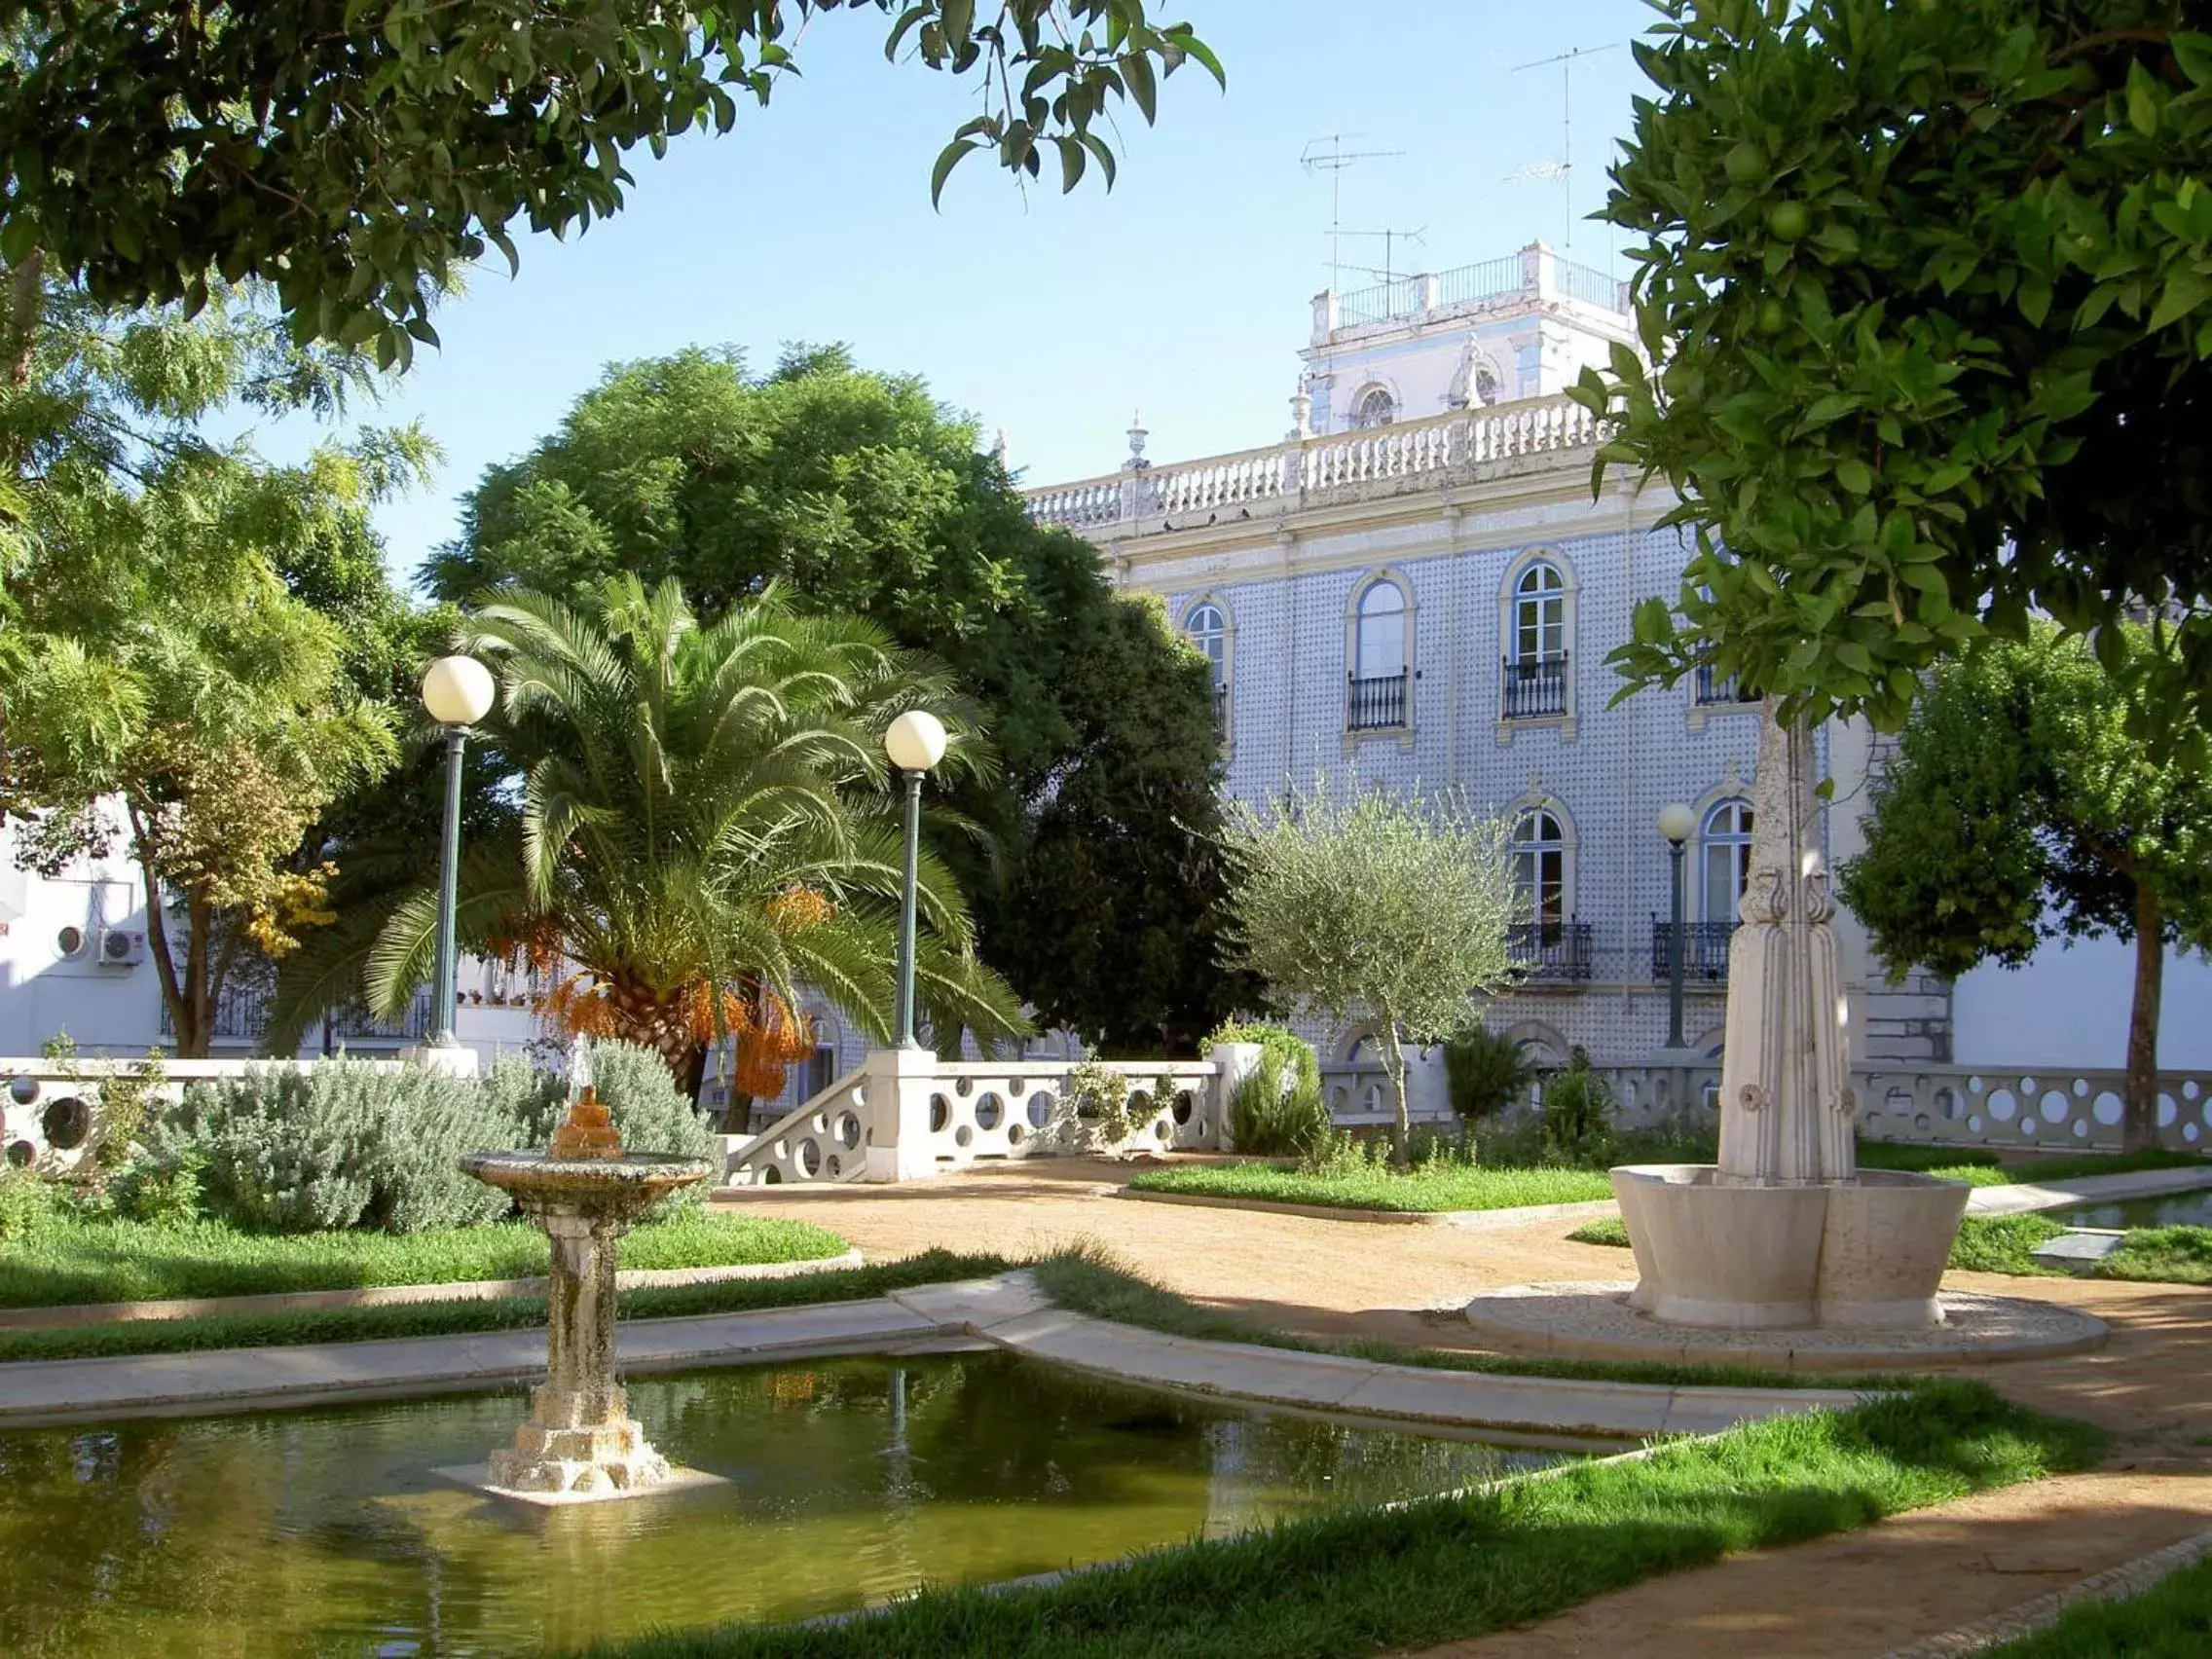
[1609,1164,1968,1331]
[460,1150,715,1223]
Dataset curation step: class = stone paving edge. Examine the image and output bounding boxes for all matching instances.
[1879,1525,2212,1657]
[0,1249,868,1330]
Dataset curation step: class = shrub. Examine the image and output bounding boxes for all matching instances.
[1057,1060,1137,1154]
[108,1147,206,1227]
[1443,1025,1532,1121]
[1208,1020,1331,1157]
[581,1041,718,1212]
[0,1169,63,1243]
[1539,1046,1619,1164]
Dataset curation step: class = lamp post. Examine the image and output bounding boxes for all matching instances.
[883,711,947,1051]
[421,655,497,1050]
[1658,802,1696,1052]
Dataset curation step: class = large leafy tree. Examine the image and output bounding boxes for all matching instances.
[426,346,1255,1053]
[0,283,424,1053]
[1580,0,2212,740]
[1225,778,1519,1164]
[352,575,1026,1088]
[1837,627,2212,1148]
[0,3,1221,368]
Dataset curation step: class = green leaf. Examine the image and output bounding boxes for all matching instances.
[929,138,970,208]
[1834,457,1872,495]
[2148,271,2212,336]
[2126,61,2160,137]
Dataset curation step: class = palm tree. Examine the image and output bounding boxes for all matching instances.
[356,575,1026,1085]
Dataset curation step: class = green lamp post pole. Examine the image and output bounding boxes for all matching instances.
[421,655,497,1048]
[883,711,948,1051]
[1659,802,1696,1053]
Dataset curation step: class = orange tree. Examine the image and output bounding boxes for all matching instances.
[346,575,1026,1088]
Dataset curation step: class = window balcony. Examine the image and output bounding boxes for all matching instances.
[1212,682,1231,735]
[1346,669,1410,732]
[1649,920,1736,984]
[1507,919,1595,984]
[1694,664,1759,707]
[1502,652,1567,719]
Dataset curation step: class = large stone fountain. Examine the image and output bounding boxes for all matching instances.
[1610,703,1970,1329]
[451,1040,718,1503]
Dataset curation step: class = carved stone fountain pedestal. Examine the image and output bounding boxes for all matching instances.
[442,1058,719,1504]
[1607,703,1966,1331]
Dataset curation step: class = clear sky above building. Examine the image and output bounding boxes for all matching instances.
[262,1,1658,587]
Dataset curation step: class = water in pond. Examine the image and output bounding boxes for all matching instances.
[0,1351,1565,1657]
[2050,1189,2212,1231]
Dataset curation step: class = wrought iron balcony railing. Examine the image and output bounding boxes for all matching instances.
[1650,920,1736,985]
[1346,669,1410,732]
[1211,682,1231,735]
[1694,664,1760,707]
[159,980,437,1049]
[1507,919,1595,983]
[1502,652,1567,719]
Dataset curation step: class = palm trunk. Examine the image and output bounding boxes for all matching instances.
[2125,877,2163,1153]
[1379,1021,1412,1167]
[602,977,702,1088]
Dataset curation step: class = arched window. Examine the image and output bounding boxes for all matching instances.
[1351,385,1396,429]
[1701,799,1755,924]
[1353,580,1407,681]
[1185,601,1228,687]
[1512,562,1566,664]
[1512,809,1567,928]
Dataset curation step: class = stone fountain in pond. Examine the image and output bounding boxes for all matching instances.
[446,1039,719,1504]
[1467,703,2108,1366]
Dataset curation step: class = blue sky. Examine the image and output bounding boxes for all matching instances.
[263,1,1661,588]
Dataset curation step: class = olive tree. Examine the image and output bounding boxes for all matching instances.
[1224,778,1520,1164]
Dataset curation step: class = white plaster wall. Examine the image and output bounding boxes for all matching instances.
[0,816,165,1054]
[1954,940,2212,1071]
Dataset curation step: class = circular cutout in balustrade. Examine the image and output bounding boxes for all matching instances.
[1172,1090,1194,1125]
[1989,1090,2017,1122]
[928,1094,950,1133]
[2159,1093,2179,1127]
[2040,1090,2069,1124]
[759,1165,784,1185]
[7,1075,37,1106]
[795,1139,824,1178]
[2094,1092,2124,1126]
[954,1124,974,1148]
[5,1140,31,1167]
[40,1096,91,1151]
[953,1076,974,1098]
[975,1092,1004,1131]
[1026,1091,1053,1129]
[1006,1077,1026,1096]
[1153,1119,1171,1142]
[833,1111,864,1150]
[1007,1122,1026,1147]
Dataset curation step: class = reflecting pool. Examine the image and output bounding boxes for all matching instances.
[0,1352,1565,1656]
[2050,1189,2212,1231]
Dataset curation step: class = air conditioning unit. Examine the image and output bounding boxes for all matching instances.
[97,928,145,967]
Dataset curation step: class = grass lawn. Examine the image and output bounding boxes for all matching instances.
[0,1209,851,1309]
[0,1249,1009,1364]
[1133,1141,2200,1216]
[588,1378,2100,1659]
[1569,1213,2212,1286]
[1980,1553,2212,1657]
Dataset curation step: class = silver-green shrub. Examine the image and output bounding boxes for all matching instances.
[139,1043,715,1233]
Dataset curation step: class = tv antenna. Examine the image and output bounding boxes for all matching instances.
[1301,132,1405,292]
[1509,43,1619,250]
[1337,225,1429,289]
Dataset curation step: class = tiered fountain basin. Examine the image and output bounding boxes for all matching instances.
[1610,1164,1970,1330]
[450,1136,717,1505]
